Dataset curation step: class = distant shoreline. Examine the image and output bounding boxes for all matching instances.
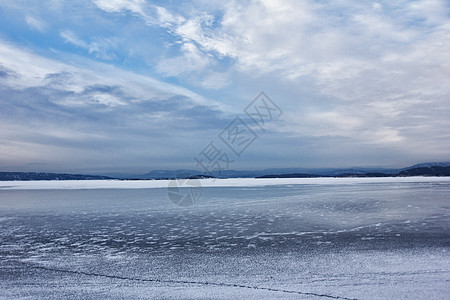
[1,164,450,181]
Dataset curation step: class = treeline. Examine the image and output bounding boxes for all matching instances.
[257,166,450,179]
[0,172,113,181]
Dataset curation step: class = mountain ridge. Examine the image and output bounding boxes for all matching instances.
[1,162,450,180]
[0,172,113,181]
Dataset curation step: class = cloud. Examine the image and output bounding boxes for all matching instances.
[0,40,223,108]
[60,30,89,48]
[92,0,145,14]
[1,0,449,172]
[0,65,15,78]
[200,71,231,89]
[92,0,184,27]
[60,30,118,60]
[25,15,47,32]
[0,41,228,172]
[156,43,211,77]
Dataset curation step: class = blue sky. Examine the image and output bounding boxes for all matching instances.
[0,0,449,174]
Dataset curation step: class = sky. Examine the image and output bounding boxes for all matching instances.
[0,0,449,174]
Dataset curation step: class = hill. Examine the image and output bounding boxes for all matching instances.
[398,166,450,177]
[1,162,449,181]
[0,172,114,181]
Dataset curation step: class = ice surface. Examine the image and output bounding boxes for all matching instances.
[0,179,449,299]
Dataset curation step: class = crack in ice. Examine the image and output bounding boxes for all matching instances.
[22,262,358,300]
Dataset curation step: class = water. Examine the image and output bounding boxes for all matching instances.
[0,179,449,299]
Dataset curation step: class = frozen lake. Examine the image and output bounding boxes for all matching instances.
[0,178,449,299]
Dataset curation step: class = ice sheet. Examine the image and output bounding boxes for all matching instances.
[1,179,449,299]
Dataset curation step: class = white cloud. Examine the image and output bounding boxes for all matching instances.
[92,0,184,27]
[0,40,230,172]
[60,30,118,60]
[0,40,220,108]
[25,15,47,32]
[200,71,231,89]
[113,0,449,153]
[2,0,450,170]
[156,43,211,76]
[60,30,89,48]
[372,2,382,10]
[406,0,449,26]
[92,0,145,14]
[155,6,185,27]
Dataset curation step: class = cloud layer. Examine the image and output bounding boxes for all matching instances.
[0,0,449,173]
